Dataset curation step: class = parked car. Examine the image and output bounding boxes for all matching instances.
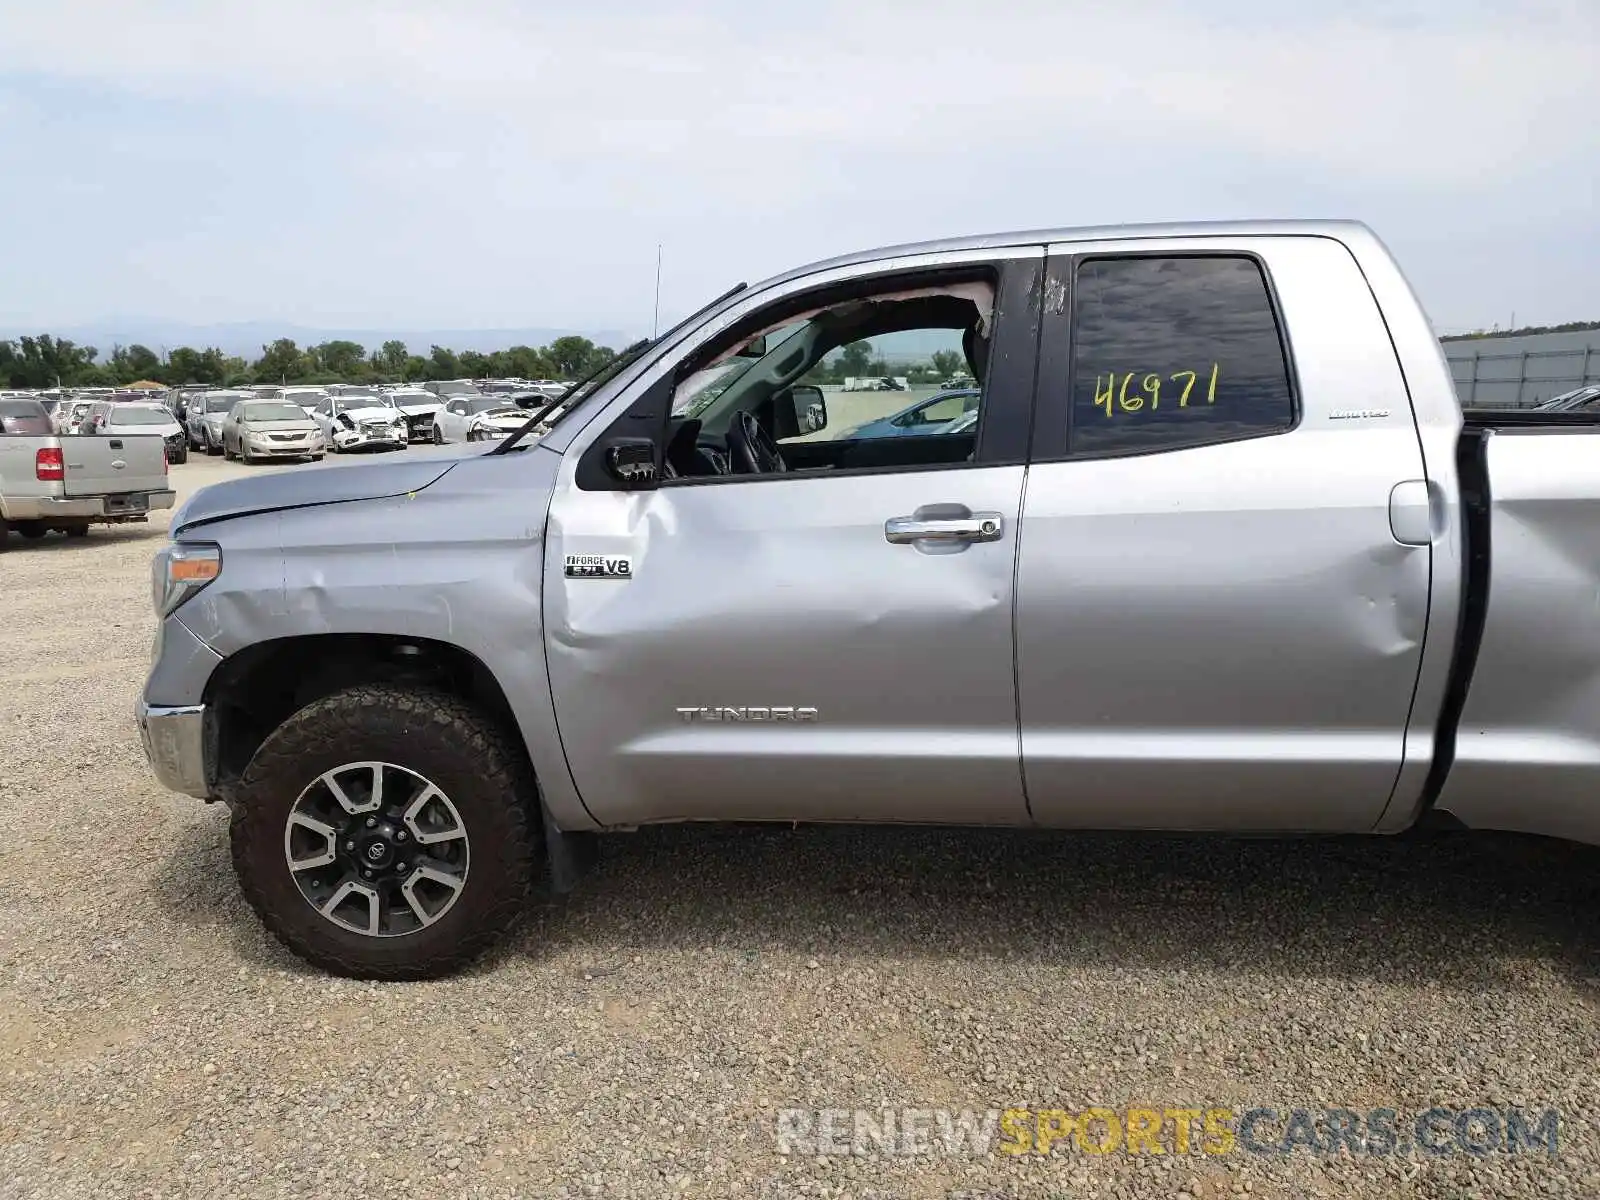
[187,390,254,455]
[431,394,531,443]
[139,217,1600,981]
[310,393,408,453]
[282,387,331,416]
[221,400,326,464]
[2,398,173,546]
[89,401,188,463]
[837,388,981,440]
[55,399,95,435]
[423,379,483,399]
[380,387,445,443]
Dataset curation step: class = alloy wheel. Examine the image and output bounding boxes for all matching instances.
[283,761,470,938]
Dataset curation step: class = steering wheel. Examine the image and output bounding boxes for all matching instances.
[725,409,787,474]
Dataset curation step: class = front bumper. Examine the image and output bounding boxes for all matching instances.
[246,437,322,458]
[402,413,436,443]
[332,428,408,451]
[136,700,209,799]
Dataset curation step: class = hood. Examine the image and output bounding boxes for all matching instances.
[474,409,531,428]
[393,399,443,416]
[339,404,402,422]
[171,443,489,533]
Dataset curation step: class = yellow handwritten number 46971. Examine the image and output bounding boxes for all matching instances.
[1094,364,1219,417]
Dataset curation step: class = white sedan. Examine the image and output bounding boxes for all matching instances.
[310,393,409,453]
[431,395,533,444]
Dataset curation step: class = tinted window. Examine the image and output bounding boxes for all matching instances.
[107,406,173,425]
[1069,256,1293,455]
[0,400,51,435]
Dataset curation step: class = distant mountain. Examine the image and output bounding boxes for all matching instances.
[12,319,641,358]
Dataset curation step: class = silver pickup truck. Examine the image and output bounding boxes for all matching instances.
[1,398,175,546]
[136,219,1600,979]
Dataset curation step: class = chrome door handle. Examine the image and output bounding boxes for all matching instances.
[885,512,1004,544]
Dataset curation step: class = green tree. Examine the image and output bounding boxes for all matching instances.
[547,335,602,377]
[504,344,556,378]
[427,345,460,379]
[254,339,307,383]
[931,349,964,379]
[837,341,873,379]
[311,340,366,378]
[458,350,491,378]
[403,355,430,382]
[0,335,99,387]
[165,346,228,385]
[377,340,409,378]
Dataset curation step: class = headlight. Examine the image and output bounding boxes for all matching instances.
[152,542,222,616]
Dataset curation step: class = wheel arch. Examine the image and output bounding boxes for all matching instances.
[204,632,597,893]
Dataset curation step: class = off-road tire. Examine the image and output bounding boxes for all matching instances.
[229,684,540,980]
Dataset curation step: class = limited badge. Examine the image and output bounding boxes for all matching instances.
[565,553,632,579]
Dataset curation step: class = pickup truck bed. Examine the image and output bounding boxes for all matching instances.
[1428,414,1600,845]
[1,425,174,543]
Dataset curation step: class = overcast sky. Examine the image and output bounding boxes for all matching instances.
[1,0,1596,339]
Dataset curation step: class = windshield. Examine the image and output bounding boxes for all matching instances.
[467,396,513,415]
[0,400,51,435]
[242,402,309,422]
[435,381,481,396]
[108,406,173,426]
[205,394,243,412]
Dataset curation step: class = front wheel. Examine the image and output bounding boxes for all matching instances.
[229,684,540,980]
[432,424,444,445]
[204,429,221,456]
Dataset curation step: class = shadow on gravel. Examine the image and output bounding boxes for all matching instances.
[0,524,166,554]
[535,825,1600,996]
[150,807,1600,993]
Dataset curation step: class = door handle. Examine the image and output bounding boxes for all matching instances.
[885,511,1004,544]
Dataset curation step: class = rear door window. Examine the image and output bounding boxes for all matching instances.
[1069,255,1295,455]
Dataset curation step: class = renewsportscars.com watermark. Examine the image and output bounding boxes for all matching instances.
[776,1106,1561,1159]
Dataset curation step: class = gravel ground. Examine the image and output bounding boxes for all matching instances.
[2,455,1598,1199]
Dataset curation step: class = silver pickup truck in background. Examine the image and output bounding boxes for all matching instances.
[1,398,175,546]
[136,219,1600,979]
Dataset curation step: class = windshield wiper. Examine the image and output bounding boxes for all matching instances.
[494,281,749,454]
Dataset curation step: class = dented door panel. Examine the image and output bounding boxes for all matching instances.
[543,467,1029,826]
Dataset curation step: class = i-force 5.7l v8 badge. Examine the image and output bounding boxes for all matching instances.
[565,554,632,579]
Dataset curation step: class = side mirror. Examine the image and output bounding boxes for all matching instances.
[778,383,827,437]
[605,437,658,487]
[735,334,768,359]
